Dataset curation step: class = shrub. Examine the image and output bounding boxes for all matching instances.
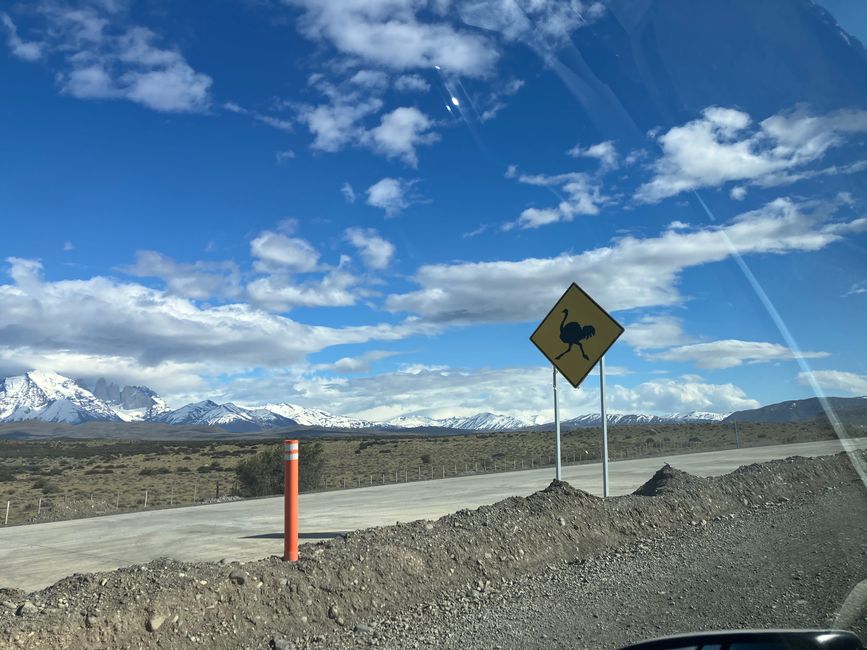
[139,467,171,476]
[0,466,16,482]
[235,442,324,497]
[420,453,432,465]
[32,477,60,493]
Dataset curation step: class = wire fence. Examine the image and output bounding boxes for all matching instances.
[1,435,736,527]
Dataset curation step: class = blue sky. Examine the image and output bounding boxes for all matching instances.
[1,0,866,421]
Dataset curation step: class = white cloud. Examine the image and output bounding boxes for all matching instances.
[364,106,438,166]
[63,241,75,252]
[313,350,398,374]
[366,177,416,216]
[289,365,757,422]
[348,69,389,90]
[298,96,383,152]
[0,257,422,401]
[250,231,320,273]
[621,315,687,351]
[652,340,829,370]
[276,149,295,162]
[730,186,747,201]
[843,281,867,297]
[122,250,241,300]
[507,171,609,229]
[394,74,430,93]
[567,140,618,170]
[245,265,360,311]
[637,106,867,202]
[17,5,214,113]
[1,12,43,61]
[387,197,867,324]
[285,0,499,77]
[798,370,867,396]
[341,182,356,203]
[344,227,395,269]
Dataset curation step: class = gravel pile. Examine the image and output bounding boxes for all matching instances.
[1,451,864,649]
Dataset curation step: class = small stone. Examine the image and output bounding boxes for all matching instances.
[328,604,340,619]
[100,578,107,587]
[229,570,247,585]
[279,578,289,587]
[424,523,434,531]
[146,614,166,632]
[558,517,566,526]
[337,616,345,626]
[354,624,371,634]
[1,601,16,611]
[85,614,97,628]
[300,615,308,624]
[273,639,293,650]
[16,601,37,616]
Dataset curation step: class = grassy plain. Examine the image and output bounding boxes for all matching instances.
[0,420,851,526]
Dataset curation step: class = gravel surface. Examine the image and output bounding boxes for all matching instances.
[1,451,865,649]
[312,482,867,649]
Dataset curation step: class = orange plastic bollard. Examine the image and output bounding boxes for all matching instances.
[283,439,299,562]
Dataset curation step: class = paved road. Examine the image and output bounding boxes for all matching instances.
[1,438,864,593]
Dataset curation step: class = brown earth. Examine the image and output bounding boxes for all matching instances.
[0,421,848,526]
[1,449,864,649]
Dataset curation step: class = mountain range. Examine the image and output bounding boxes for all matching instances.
[1,370,861,434]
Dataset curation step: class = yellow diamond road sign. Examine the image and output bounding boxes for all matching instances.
[531,283,624,388]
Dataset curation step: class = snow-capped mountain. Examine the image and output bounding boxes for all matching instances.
[0,371,121,424]
[437,412,531,431]
[150,401,296,433]
[666,411,729,423]
[385,415,441,428]
[87,378,170,422]
[265,403,378,429]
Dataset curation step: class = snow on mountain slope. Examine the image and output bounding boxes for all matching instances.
[437,412,530,431]
[0,371,120,424]
[264,403,377,429]
[151,401,295,432]
[385,415,441,428]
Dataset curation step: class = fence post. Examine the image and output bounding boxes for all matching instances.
[442,465,445,478]
[193,480,198,503]
[418,466,421,480]
[404,469,407,482]
[144,490,148,508]
[37,497,42,517]
[283,439,299,562]
[170,485,174,506]
[116,493,119,510]
[4,501,9,525]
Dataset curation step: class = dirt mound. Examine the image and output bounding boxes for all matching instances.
[632,463,704,496]
[1,450,864,650]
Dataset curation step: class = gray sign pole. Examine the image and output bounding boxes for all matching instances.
[553,365,562,481]
[600,355,609,497]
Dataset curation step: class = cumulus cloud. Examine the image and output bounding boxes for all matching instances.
[245,265,360,311]
[636,106,867,202]
[250,231,320,273]
[285,0,499,77]
[1,12,43,61]
[364,107,438,166]
[567,140,618,170]
[387,197,867,324]
[621,315,687,351]
[122,250,241,300]
[798,370,867,396]
[506,171,609,229]
[0,257,424,399]
[394,74,430,93]
[366,177,417,216]
[298,96,383,152]
[313,350,398,374]
[289,365,757,422]
[344,228,395,269]
[348,69,389,90]
[652,340,829,370]
[6,5,212,112]
[340,182,356,203]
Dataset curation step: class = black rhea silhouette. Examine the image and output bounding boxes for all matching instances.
[556,308,596,361]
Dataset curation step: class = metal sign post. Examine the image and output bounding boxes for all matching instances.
[553,366,561,481]
[600,355,609,497]
[530,282,624,498]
